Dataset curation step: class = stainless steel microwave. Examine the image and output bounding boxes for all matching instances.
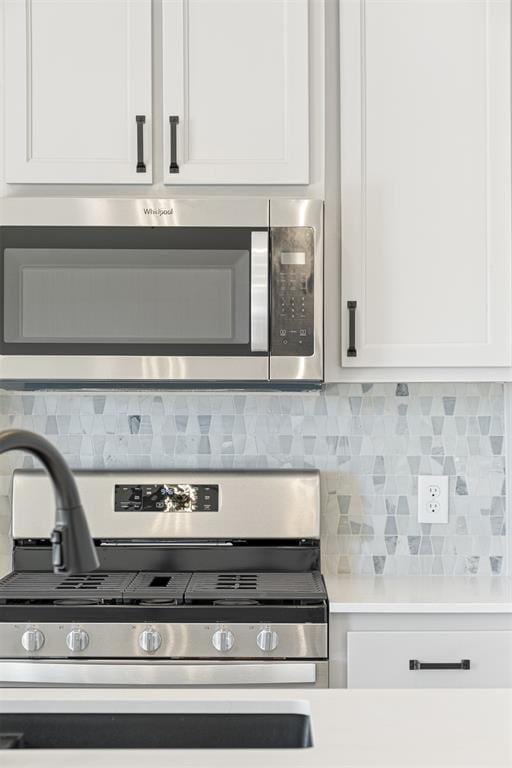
[0,198,323,384]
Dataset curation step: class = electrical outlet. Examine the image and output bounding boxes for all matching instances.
[418,475,449,524]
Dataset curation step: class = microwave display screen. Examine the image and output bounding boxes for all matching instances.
[281,251,306,266]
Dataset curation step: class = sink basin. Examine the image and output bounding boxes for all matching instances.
[0,712,313,749]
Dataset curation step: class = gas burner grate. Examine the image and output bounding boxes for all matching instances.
[185,571,326,602]
[215,574,258,590]
[0,570,327,607]
[0,571,136,602]
[122,572,192,602]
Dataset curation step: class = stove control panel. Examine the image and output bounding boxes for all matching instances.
[3,623,327,660]
[115,484,219,513]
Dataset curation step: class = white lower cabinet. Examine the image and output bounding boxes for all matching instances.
[347,631,512,689]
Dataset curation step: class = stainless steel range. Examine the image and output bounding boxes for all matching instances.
[0,470,328,688]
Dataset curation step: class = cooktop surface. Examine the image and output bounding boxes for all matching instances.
[0,570,327,606]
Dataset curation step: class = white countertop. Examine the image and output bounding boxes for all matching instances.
[1,686,511,767]
[325,575,512,613]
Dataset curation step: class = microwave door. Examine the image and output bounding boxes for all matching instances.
[0,226,269,383]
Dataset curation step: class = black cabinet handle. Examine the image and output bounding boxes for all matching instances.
[409,659,470,671]
[347,300,357,357]
[169,116,180,174]
[136,115,146,173]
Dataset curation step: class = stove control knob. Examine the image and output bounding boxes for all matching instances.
[139,628,162,653]
[212,628,234,652]
[21,628,44,653]
[257,628,279,652]
[66,629,89,653]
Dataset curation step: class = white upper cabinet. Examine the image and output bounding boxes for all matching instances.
[340,0,512,368]
[4,0,152,184]
[162,0,310,185]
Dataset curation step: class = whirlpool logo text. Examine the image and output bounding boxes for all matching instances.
[143,207,174,216]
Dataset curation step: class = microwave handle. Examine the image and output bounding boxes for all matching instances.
[250,232,269,352]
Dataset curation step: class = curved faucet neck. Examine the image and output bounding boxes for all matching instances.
[0,429,98,574]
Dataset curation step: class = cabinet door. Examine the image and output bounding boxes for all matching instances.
[347,631,512,689]
[340,0,511,367]
[162,0,309,185]
[4,0,152,184]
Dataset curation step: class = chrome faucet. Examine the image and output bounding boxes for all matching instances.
[0,429,99,574]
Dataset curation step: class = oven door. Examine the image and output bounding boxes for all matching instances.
[0,201,269,382]
[0,660,328,688]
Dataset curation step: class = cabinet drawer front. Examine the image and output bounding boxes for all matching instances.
[347,631,512,689]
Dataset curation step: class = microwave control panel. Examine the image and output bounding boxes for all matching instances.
[270,227,315,356]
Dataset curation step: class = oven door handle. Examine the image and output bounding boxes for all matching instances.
[250,232,269,353]
[0,661,317,687]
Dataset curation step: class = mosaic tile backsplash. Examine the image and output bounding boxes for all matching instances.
[0,383,507,578]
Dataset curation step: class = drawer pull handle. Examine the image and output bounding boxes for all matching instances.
[409,659,470,671]
[347,301,357,357]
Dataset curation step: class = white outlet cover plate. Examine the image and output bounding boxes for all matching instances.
[417,475,449,524]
